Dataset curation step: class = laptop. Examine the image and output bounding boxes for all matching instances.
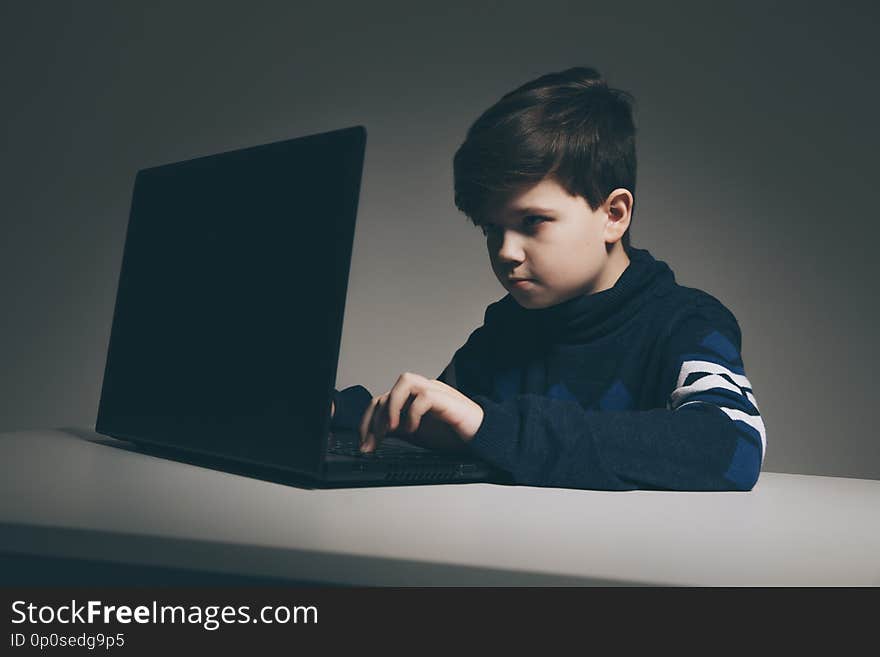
[95,125,510,487]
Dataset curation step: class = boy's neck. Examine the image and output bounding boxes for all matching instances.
[593,244,631,294]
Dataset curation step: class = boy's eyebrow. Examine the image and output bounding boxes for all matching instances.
[509,206,556,215]
[481,207,557,224]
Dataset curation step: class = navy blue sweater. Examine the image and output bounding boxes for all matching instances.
[331,247,766,491]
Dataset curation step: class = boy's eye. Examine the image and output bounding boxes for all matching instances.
[480,216,547,236]
[524,215,547,227]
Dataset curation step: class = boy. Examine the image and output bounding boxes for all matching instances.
[330,66,766,491]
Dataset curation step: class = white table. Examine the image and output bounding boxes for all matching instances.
[1,428,878,586]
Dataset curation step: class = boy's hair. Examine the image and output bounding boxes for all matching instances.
[453,66,638,254]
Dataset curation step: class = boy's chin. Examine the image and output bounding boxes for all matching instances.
[511,288,580,310]
[511,293,555,310]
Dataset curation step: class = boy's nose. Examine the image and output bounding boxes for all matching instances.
[494,235,526,261]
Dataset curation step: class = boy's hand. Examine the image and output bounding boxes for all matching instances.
[359,372,484,454]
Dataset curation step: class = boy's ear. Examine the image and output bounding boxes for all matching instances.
[604,188,633,240]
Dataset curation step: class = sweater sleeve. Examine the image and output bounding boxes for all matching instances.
[465,298,767,491]
[330,385,374,430]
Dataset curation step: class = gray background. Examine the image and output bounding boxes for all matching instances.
[1,1,877,480]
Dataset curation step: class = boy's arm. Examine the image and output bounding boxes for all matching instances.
[464,299,766,491]
[437,358,457,388]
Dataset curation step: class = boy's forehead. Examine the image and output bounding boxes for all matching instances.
[483,179,571,221]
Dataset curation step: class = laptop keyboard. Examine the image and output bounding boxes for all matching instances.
[327,433,443,460]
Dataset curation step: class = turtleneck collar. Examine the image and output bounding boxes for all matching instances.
[488,246,677,346]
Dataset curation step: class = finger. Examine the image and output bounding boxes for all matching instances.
[364,395,388,453]
[384,374,416,435]
[404,391,432,434]
[390,393,416,435]
[359,396,376,442]
[372,395,388,440]
[359,396,381,451]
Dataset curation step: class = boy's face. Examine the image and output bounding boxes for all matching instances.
[479,177,632,309]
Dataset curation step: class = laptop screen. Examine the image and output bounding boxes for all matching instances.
[96,126,366,476]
